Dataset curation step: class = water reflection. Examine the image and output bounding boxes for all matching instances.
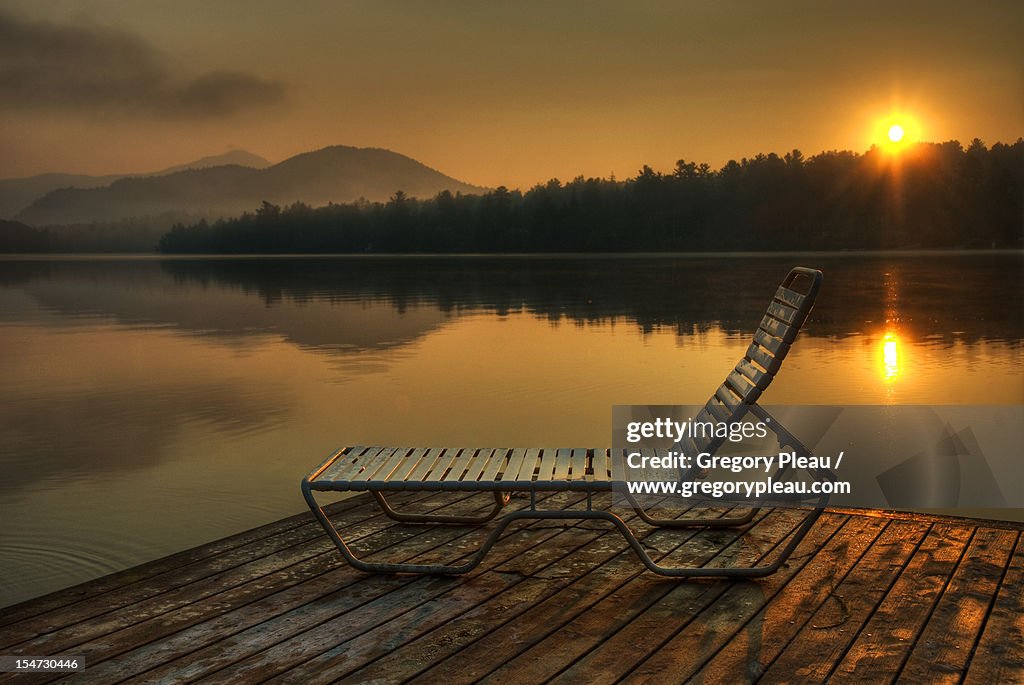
[882,331,902,382]
[2,253,1021,350]
[881,267,904,387]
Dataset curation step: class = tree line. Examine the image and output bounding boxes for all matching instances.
[15,138,1024,254]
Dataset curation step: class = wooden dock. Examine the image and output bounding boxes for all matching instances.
[0,491,1021,684]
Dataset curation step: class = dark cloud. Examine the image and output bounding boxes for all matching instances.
[0,9,285,118]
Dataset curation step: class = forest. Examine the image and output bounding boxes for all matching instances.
[157,140,1021,254]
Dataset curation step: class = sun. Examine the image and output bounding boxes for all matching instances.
[871,112,922,153]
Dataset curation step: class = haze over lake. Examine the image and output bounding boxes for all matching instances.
[0,252,1021,607]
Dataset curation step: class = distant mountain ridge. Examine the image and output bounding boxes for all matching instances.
[147,150,271,176]
[14,146,484,226]
[0,150,271,219]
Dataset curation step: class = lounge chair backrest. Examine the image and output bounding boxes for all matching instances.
[689,267,823,455]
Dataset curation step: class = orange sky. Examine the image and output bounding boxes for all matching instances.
[1,1,1021,189]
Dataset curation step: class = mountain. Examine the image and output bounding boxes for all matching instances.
[14,146,484,226]
[153,150,271,176]
[0,173,123,220]
[0,150,271,219]
[0,219,46,251]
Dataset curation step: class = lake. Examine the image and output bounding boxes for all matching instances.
[1,252,1022,608]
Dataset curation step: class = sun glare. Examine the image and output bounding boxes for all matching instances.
[871,112,922,152]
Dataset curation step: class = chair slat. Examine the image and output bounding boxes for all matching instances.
[464,448,497,483]
[598,446,610,479]
[767,300,799,325]
[405,447,448,481]
[726,370,758,401]
[706,397,731,423]
[754,329,791,357]
[357,447,401,481]
[774,285,806,310]
[715,383,742,410]
[583,449,598,480]
[419,448,460,481]
[694,407,715,426]
[759,314,795,342]
[537,448,558,482]
[690,425,712,454]
[638,444,663,481]
[307,446,356,481]
[320,446,379,482]
[746,342,779,374]
[674,435,698,459]
[552,449,572,481]
[365,447,411,482]
[514,448,543,481]
[735,358,769,389]
[655,446,678,482]
[569,448,588,480]
[426,448,468,482]
[498,448,529,482]
[482,448,511,482]
[611,448,626,483]
[388,447,430,483]
[446,448,481,481]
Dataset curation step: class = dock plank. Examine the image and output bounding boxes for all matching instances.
[412,508,798,685]
[323,505,751,685]
[898,527,1019,684]
[756,519,933,684]
[31,492,503,684]
[290,511,625,685]
[478,509,841,685]
[324,499,706,685]
[567,513,872,685]
[685,515,888,684]
[167,492,592,684]
[958,532,1024,685]
[0,494,1020,685]
[1,491,448,651]
[0,492,436,651]
[825,523,974,683]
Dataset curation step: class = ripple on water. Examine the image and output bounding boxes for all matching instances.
[0,530,145,608]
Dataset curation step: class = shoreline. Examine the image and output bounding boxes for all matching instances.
[1,247,1022,261]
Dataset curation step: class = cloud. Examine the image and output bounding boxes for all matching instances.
[0,9,285,118]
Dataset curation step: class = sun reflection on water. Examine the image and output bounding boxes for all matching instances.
[879,268,905,390]
[882,331,901,381]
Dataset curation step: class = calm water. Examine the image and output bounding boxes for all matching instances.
[1,252,1022,608]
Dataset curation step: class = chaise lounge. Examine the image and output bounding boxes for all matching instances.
[302,266,830,577]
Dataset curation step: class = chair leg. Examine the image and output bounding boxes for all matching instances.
[587,507,823,578]
[302,482,822,577]
[302,482,525,574]
[372,490,509,524]
[623,491,759,528]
